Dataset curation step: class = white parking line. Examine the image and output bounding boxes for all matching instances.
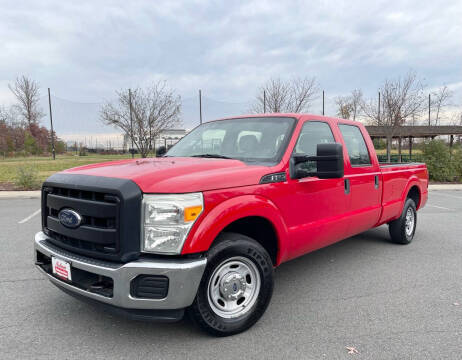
[428,205,451,211]
[18,209,41,224]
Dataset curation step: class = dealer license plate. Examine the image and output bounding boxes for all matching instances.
[52,257,72,281]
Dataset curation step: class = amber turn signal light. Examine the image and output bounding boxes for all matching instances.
[184,205,203,222]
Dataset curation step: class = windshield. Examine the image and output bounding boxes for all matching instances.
[166,117,296,164]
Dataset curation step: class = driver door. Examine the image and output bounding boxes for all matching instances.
[284,120,350,260]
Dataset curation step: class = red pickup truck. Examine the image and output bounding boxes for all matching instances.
[34,114,428,336]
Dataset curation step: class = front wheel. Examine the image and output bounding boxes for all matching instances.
[188,233,274,336]
[389,198,417,244]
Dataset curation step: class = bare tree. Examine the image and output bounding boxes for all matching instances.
[335,89,363,120]
[101,81,181,158]
[335,96,353,119]
[251,76,319,113]
[362,72,425,161]
[430,85,452,125]
[450,111,462,125]
[449,111,462,143]
[8,76,44,127]
[0,105,20,126]
[0,107,8,156]
[350,89,363,121]
[0,106,8,123]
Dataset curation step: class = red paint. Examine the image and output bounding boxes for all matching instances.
[62,114,428,266]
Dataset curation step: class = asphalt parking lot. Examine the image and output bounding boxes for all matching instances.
[0,191,461,359]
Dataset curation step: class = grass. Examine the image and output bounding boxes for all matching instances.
[0,147,456,189]
[0,153,140,189]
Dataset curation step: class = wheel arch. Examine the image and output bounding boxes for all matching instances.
[406,185,421,209]
[182,195,289,266]
[400,175,423,211]
[220,216,279,266]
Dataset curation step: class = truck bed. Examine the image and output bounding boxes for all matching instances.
[378,162,428,225]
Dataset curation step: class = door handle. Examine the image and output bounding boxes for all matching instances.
[374,175,379,189]
[344,178,350,195]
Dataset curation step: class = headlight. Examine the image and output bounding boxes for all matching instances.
[142,193,203,254]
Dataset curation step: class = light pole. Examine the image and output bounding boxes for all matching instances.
[48,88,55,160]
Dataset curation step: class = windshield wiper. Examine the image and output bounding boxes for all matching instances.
[191,154,233,159]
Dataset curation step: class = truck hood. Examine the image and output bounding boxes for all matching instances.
[62,157,273,193]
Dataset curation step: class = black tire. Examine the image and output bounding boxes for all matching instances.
[389,198,417,244]
[188,232,274,336]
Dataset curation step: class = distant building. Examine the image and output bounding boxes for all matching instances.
[64,128,189,152]
[155,129,189,149]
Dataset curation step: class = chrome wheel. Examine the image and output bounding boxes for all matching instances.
[207,256,261,319]
[405,207,415,236]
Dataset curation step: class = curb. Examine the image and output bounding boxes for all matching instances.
[428,184,462,190]
[0,191,41,199]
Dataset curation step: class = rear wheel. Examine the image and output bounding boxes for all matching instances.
[389,198,417,244]
[188,233,274,336]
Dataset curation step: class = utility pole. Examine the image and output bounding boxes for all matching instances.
[322,90,325,115]
[263,90,266,113]
[47,88,56,160]
[129,89,134,158]
[378,91,381,123]
[428,93,431,126]
[199,89,203,124]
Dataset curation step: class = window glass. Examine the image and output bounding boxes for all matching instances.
[201,129,226,153]
[294,121,335,173]
[338,124,371,166]
[166,117,295,164]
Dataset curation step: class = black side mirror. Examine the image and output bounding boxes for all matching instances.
[291,143,344,179]
[156,146,167,157]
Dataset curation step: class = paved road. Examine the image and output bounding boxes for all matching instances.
[0,191,461,359]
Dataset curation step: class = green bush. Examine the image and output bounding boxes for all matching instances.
[14,165,40,190]
[452,144,462,182]
[24,132,41,155]
[373,138,387,150]
[54,140,67,154]
[421,140,461,182]
[79,145,87,156]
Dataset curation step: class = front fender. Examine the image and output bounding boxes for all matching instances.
[181,194,290,265]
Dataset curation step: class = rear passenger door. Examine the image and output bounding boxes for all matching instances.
[337,123,381,236]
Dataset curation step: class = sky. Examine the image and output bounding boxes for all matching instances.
[1,0,461,138]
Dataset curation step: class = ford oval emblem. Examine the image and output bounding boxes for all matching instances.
[58,209,82,229]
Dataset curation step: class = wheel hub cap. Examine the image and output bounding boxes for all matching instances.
[220,272,247,300]
[207,256,261,319]
[405,208,415,236]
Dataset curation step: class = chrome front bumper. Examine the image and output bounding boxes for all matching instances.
[34,231,206,311]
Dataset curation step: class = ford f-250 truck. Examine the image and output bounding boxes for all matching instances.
[34,114,428,336]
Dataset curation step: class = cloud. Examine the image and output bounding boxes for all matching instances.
[0,0,461,132]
